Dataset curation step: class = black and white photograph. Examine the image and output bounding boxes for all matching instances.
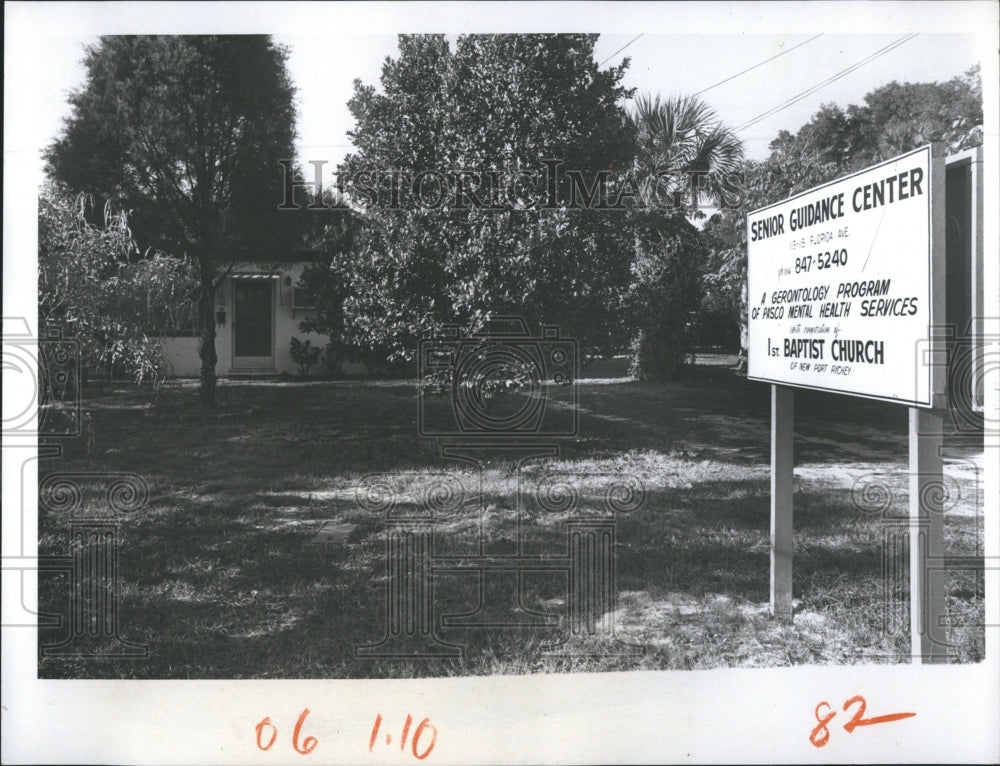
[3,1,998,763]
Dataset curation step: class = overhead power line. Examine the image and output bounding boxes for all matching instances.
[735,33,919,133]
[693,34,824,97]
[599,34,643,67]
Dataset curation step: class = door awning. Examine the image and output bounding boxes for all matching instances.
[228,273,280,280]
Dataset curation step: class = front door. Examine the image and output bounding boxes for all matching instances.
[232,280,274,370]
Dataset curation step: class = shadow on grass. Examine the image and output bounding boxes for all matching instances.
[36,373,983,677]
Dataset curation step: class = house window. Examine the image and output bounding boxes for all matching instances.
[292,287,317,314]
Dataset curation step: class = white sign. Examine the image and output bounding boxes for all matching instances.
[747,145,939,406]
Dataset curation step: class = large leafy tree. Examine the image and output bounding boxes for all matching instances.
[46,35,298,405]
[757,66,983,195]
[325,34,636,361]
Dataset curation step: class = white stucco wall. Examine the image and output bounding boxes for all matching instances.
[158,261,330,377]
[160,336,201,377]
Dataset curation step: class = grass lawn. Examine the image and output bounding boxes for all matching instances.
[37,361,985,678]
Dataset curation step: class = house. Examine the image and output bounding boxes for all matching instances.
[158,249,352,377]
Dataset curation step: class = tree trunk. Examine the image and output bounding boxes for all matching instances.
[197,275,217,407]
[629,219,692,382]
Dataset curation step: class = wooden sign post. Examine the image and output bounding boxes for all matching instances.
[770,385,794,622]
[909,141,948,663]
[909,408,948,662]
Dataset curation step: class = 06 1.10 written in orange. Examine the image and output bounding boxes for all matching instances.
[254,709,437,759]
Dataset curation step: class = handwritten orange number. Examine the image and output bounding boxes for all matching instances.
[256,716,278,751]
[810,695,916,748]
[809,702,836,748]
[369,713,383,752]
[369,713,437,759]
[256,709,316,755]
[411,718,438,760]
[293,708,318,755]
[842,695,916,732]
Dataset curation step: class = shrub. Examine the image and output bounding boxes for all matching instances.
[38,184,197,392]
[289,337,321,376]
[319,341,345,378]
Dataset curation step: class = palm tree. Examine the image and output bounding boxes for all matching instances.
[626,93,744,381]
[630,93,744,214]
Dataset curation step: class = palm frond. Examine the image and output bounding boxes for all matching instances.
[630,91,745,209]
